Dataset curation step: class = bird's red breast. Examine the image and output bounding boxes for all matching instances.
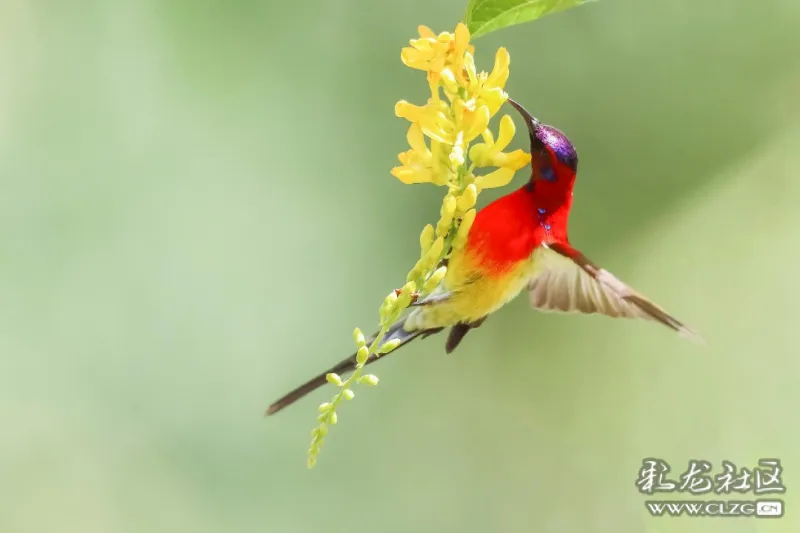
[465,167,575,278]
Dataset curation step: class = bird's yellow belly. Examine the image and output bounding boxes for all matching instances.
[404,256,536,331]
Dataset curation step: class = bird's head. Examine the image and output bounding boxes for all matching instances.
[507,98,578,189]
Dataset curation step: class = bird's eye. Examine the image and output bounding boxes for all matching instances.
[540,166,556,182]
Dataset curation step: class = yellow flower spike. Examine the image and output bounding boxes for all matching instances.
[475,167,515,190]
[307,24,532,468]
[486,47,511,89]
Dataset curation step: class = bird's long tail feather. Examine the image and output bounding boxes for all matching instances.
[265,321,442,416]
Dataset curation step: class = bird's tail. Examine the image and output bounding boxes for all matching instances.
[265,321,442,416]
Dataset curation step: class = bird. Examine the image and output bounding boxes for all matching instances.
[266,98,700,416]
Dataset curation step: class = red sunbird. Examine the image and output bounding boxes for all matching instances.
[267,99,701,415]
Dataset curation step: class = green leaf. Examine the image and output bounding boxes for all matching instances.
[464,0,596,39]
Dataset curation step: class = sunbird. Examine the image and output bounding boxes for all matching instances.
[267,99,700,415]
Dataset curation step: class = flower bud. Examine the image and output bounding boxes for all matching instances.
[419,224,435,255]
[406,260,423,283]
[468,144,490,167]
[355,346,369,365]
[318,402,332,413]
[401,281,417,296]
[342,389,355,400]
[442,194,457,218]
[425,237,445,268]
[353,327,366,348]
[453,208,476,250]
[380,292,399,321]
[379,339,401,354]
[383,291,398,308]
[456,184,477,212]
[423,266,447,293]
[326,373,343,386]
[329,412,338,425]
[396,281,417,308]
[359,374,380,386]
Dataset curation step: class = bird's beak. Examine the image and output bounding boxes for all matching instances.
[507,98,539,143]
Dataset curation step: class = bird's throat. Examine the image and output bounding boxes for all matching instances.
[462,183,571,277]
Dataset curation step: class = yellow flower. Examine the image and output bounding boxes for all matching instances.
[392,123,437,184]
[485,48,510,93]
[469,115,531,171]
[401,26,451,75]
[392,23,529,194]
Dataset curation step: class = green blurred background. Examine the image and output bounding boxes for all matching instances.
[2,0,799,531]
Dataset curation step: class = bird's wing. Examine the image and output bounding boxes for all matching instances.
[527,242,701,341]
